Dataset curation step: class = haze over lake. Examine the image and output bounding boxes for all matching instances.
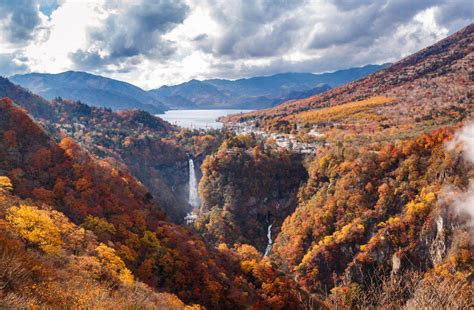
[157,109,252,129]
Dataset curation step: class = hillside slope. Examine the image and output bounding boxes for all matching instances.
[0,185,186,309]
[226,23,473,133]
[199,24,474,308]
[0,97,311,308]
[0,76,196,222]
[0,78,227,225]
[10,71,166,114]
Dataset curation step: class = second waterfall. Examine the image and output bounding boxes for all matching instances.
[188,158,200,208]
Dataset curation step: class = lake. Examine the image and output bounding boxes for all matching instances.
[156,109,253,129]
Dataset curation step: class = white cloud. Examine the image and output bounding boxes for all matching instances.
[23,0,104,73]
[0,0,472,88]
[445,123,474,236]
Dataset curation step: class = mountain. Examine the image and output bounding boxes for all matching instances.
[270,83,332,105]
[149,64,387,109]
[0,76,189,222]
[9,71,166,114]
[1,17,473,309]
[0,87,308,308]
[200,23,474,308]
[226,24,473,130]
[8,65,385,112]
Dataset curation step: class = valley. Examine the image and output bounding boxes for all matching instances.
[0,5,472,308]
[10,64,386,113]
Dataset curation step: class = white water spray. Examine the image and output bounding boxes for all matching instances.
[188,159,200,208]
[445,123,474,235]
[264,224,273,257]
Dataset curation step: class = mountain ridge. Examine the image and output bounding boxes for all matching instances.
[149,64,387,109]
[198,23,474,308]
[9,71,166,114]
[226,24,473,128]
[9,64,387,112]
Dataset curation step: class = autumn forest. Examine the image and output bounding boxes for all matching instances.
[0,3,473,309]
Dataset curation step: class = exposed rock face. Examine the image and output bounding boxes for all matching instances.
[343,203,463,285]
[391,252,402,276]
[429,216,447,265]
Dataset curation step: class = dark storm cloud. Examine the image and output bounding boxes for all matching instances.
[70,0,189,70]
[0,0,44,45]
[0,53,29,76]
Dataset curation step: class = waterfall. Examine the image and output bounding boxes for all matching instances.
[264,224,273,257]
[188,159,200,208]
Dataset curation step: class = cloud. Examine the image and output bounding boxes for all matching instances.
[70,0,189,70]
[0,53,29,76]
[308,0,444,49]
[330,0,373,11]
[434,0,474,33]
[445,123,474,235]
[194,0,306,58]
[69,49,107,71]
[190,0,450,59]
[448,123,474,168]
[0,0,46,46]
[174,0,471,85]
[0,0,471,87]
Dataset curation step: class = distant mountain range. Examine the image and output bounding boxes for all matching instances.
[9,71,167,114]
[9,64,387,112]
[149,64,388,109]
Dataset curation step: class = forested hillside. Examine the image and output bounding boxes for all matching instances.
[225,24,473,134]
[0,97,312,308]
[196,134,307,251]
[0,183,186,308]
[0,21,472,310]
[201,23,474,308]
[0,76,202,221]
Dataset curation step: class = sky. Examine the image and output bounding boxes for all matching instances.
[0,0,472,89]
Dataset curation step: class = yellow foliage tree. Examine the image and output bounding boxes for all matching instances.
[235,244,261,261]
[0,176,13,192]
[96,243,134,285]
[81,215,116,236]
[6,205,63,253]
[185,304,206,309]
[296,97,394,123]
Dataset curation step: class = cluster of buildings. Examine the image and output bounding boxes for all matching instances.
[225,122,323,154]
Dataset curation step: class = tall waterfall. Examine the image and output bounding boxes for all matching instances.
[264,224,273,257]
[188,159,200,208]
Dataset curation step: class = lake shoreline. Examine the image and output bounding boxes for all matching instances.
[156,109,253,129]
